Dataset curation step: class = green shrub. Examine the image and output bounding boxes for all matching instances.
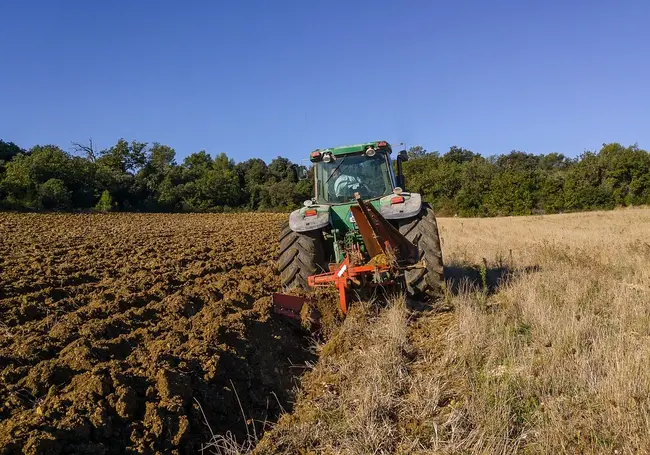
[95,190,114,212]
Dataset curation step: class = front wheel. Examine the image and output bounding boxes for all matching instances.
[398,204,445,299]
[277,222,326,290]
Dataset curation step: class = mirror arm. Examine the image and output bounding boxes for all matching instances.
[396,156,405,190]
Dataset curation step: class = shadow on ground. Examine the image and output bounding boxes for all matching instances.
[444,264,541,296]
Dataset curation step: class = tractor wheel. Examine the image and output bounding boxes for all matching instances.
[399,203,445,299]
[277,221,326,290]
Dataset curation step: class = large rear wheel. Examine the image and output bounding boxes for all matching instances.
[399,203,445,299]
[277,222,326,290]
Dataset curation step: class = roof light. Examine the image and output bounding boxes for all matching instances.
[304,209,317,217]
[377,141,387,147]
[323,153,333,163]
[310,151,322,162]
[365,147,376,157]
[391,196,405,205]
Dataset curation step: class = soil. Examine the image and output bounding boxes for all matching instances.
[0,213,316,455]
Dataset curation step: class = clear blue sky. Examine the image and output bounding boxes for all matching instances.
[2,0,649,163]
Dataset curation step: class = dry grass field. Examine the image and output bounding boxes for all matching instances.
[257,208,650,455]
[1,208,649,454]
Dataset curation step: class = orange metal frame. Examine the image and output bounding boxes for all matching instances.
[308,256,395,314]
[307,195,417,315]
[274,195,419,319]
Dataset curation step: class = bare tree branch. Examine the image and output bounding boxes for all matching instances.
[71,138,96,162]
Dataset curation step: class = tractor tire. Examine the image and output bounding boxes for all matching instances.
[399,203,445,299]
[277,221,326,290]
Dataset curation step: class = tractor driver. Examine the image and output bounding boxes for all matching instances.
[332,164,366,199]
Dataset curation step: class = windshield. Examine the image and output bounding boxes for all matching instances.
[315,152,394,203]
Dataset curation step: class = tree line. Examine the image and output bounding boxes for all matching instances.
[0,139,311,212]
[1,138,649,216]
[403,143,650,216]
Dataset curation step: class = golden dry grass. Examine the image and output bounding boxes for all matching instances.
[436,207,650,454]
[256,207,650,455]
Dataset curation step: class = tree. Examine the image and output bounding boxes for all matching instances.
[599,143,650,205]
[407,145,429,159]
[97,139,147,174]
[38,179,71,209]
[268,157,296,183]
[495,150,540,171]
[443,146,479,164]
[1,145,77,209]
[137,143,177,210]
[0,140,25,165]
[563,151,613,210]
[182,151,213,176]
[456,157,494,216]
[236,158,269,209]
[175,151,242,211]
[71,138,97,162]
[538,152,571,171]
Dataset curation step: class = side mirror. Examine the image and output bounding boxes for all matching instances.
[296,166,309,180]
[395,150,408,191]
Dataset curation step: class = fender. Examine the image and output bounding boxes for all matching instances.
[378,192,422,220]
[289,206,330,232]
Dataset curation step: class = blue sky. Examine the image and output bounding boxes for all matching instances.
[2,0,649,163]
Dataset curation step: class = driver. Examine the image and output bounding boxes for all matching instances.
[332,164,364,198]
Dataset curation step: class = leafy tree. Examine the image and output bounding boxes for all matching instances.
[539,173,565,213]
[38,179,71,209]
[407,145,429,160]
[0,140,24,165]
[260,180,299,210]
[496,150,540,171]
[236,158,269,209]
[97,139,147,174]
[538,152,572,171]
[443,146,479,165]
[599,143,650,205]
[456,157,494,216]
[268,157,296,183]
[182,151,213,177]
[137,143,177,210]
[563,151,613,210]
[2,145,76,209]
[485,170,539,216]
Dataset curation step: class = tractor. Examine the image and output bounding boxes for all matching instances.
[273,141,444,320]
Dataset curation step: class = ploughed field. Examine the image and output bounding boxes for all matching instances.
[0,213,310,455]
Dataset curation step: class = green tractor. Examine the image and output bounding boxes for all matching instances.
[276,141,444,313]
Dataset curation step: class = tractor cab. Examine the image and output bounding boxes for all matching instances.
[309,141,408,204]
[314,147,394,204]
